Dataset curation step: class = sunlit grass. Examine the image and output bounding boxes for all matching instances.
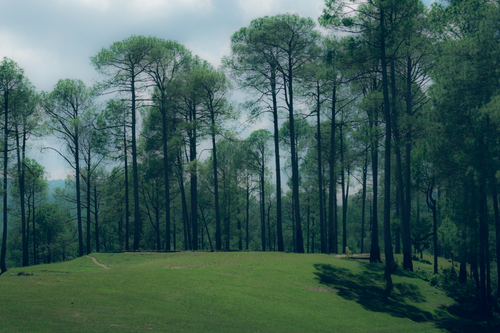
[0,252,469,332]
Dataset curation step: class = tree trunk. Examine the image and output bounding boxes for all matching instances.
[328,83,337,254]
[132,75,141,251]
[16,124,28,267]
[316,84,326,254]
[161,100,172,251]
[124,127,130,252]
[190,104,198,252]
[478,183,487,312]
[370,84,381,263]
[178,154,190,250]
[1,91,8,273]
[380,5,394,289]
[395,186,401,255]
[361,150,368,254]
[405,54,413,272]
[260,161,266,252]
[94,185,100,252]
[493,187,500,296]
[271,66,284,252]
[307,197,310,253]
[286,59,303,253]
[86,163,91,255]
[246,175,250,250]
[340,120,348,253]
[211,111,222,251]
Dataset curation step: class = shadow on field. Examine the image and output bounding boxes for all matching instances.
[314,263,432,323]
[313,263,498,333]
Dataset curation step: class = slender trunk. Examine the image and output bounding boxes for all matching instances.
[267,200,271,251]
[161,100,172,251]
[380,6,394,288]
[340,120,347,253]
[226,179,231,251]
[16,124,28,267]
[311,216,315,253]
[94,185,99,252]
[493,187,500,296]
[479,183,487,311]
[200,205,213,252]
[1,92,8,273]
[86,163,91,255]
[238,200,242,251]
[307,197,310,253]
[486,196,491,311]
[124,127,130,251]
[370,89,381,263]
[328,83,337,253]
[391,49,412,270]
[316,84,326,254]
[190,105,198,252]
[27,193,31,262]
[132,75,141,251]
[183,200,188,250]
[271,67,284,252]
[74,130,83,257]
[173,214,176,251]
[405,54,413,271]
[260,159,266,251]
[287,60,303,253]
[430,185,438,274]
[459,229,467,284]
[246,175,250,250]
[211,111,222,251]
[178,154,190,250]
[155,193,161,251]
[33,193,36,265]
[361,150,368,254]
[395,184,401,254]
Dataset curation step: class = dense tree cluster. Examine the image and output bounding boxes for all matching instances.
[0,0,499,313]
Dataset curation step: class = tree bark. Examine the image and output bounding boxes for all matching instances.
[328,84,337,254]
[361,150,368,254]
[0,91,8,273]
[189,104,198,251]
[380,5,394,288]
[271,66,284,252]
[211,110,222,251]
[493,187,500,296]
[316,84,326,254]
[370,83,381,263]
[161,99,172,251]
[124,127,130,252]
[132,74,141,251]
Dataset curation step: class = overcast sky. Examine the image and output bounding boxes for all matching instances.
[0,0,433,180]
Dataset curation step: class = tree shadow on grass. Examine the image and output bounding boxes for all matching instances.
[313,263,498,332]
[314,263,433,323]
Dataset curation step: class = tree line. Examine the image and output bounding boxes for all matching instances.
[0,0,499,313]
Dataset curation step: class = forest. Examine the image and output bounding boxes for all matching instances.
[0,0,499,316]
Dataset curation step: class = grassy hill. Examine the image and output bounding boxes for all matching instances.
[0,252,493,332]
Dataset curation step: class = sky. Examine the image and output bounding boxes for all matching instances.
[0,0,434,180]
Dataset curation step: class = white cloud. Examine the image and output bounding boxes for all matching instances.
[74,0,112,11]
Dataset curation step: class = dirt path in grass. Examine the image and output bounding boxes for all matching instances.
[87,255,110,269]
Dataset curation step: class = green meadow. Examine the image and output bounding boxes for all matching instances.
[0,252,491,332]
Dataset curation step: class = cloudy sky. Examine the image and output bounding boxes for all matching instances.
[0,0,433,180]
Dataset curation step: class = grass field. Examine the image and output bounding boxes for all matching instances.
[0,252,494,332]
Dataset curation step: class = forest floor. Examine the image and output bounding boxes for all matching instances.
[0,252,497,332]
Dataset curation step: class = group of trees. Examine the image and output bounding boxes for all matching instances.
[0,0,499,313]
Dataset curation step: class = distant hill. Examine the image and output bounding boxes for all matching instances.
[47,179,67,202]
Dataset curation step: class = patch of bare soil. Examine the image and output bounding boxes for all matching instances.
[87,255,110,269]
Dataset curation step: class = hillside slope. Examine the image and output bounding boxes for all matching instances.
[0,252,479,332]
